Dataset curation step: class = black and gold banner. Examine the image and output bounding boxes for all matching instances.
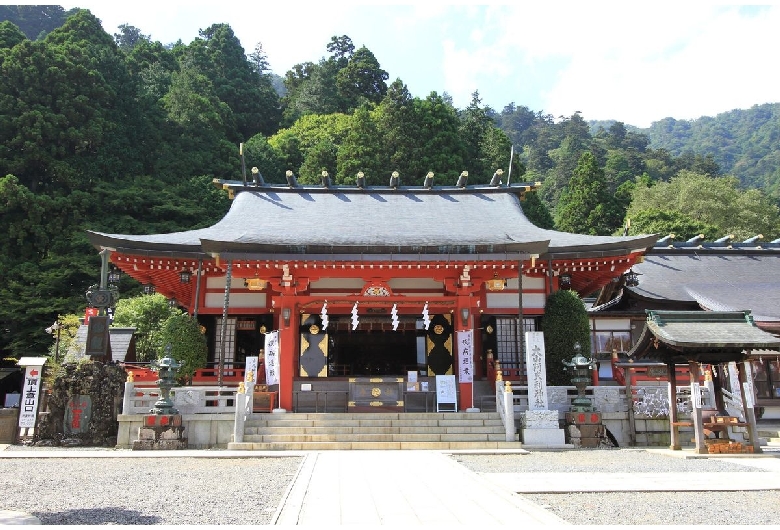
[299,313,328,377]
[426,314,453,375]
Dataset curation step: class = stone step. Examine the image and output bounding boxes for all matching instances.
[243,432,510,443]
[248,411,501,419]
[245,425,505,435]
[245,418,505,429]
[235,411,517,451]
[227,440,521,451]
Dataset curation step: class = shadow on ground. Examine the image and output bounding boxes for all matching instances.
[36,507,161,525]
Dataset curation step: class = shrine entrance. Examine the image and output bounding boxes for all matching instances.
[325,316,423,377]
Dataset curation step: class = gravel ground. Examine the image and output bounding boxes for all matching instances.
[453,449,780,526]
[1,451,303,525]
[3,447,780,525]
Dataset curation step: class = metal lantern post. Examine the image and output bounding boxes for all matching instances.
[563,342,597,412]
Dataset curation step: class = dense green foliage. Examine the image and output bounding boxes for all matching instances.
[158,312,208,381]
[542,290,592,386]
[1,8,778,360]
[111,294,181,363]
[625,171,780,241]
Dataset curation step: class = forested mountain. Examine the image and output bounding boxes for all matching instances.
[0,5,75,40]
[639,104,780,196]
[0,7,778,358]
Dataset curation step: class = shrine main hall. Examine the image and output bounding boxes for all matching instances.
[87,171,656,411]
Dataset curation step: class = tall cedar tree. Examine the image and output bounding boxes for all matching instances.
[554,152,619,235]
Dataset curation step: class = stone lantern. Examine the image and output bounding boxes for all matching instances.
[134,344,187,450]
[563,342,597,412]
[150,344,181,415]
[562,342,604,448]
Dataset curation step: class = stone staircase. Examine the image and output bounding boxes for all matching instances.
[228,411,521,450]
[757,423,780,448]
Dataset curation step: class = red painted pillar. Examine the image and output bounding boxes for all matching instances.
[456,299,474,410]
[277,304,297,411]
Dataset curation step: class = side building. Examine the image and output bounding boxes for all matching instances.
[589,234,780,414]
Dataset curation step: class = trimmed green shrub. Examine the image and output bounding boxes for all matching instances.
[542,289,591,386]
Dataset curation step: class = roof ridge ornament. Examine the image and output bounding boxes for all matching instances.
[389,171,399,189]
[489,169,504,187]
[251,166,265,186]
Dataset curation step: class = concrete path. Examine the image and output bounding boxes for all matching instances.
[273,450,566,525]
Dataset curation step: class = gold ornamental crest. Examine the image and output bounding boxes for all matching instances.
[371,387,382,398]
[309,324,320,334]
[433,324,444,335]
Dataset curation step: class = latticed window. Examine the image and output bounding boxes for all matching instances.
[495,317,537,370]
[215,317,237,365]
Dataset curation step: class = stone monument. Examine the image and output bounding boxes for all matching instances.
[520,331,566,446]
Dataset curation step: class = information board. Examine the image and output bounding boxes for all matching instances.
[435,375,457,412]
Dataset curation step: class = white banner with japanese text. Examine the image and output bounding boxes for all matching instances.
[18,365,43,428]
[245,356,258,384]
[456,330,473,383]
[264,331,280,386]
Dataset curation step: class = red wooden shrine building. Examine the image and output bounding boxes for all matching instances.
[87,172,657,411]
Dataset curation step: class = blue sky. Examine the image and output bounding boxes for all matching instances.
[56,2,780,128]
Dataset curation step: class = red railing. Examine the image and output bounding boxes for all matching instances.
[121,363,253,387]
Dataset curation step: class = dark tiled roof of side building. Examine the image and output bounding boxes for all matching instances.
[629,241,780,322]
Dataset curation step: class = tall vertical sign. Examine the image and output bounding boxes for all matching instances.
[245,356,258,384]
[456,330,473,383]
[17,359,46,429]
[264,331,280,386]
[525,331,549,410]
[742,361,755,408]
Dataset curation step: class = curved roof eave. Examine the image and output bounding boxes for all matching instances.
[86,189,657,259]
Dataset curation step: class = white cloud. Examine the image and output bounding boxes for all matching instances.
[57,2,780,125]
[438,4,780,125]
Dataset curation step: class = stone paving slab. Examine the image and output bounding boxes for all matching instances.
[274,450,569,525]
[0,510,41,525]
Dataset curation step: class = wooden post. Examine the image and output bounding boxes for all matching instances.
[738,360,762,454]
[689,361,708,454]
[626,366,636,447]
[668,361,680,450]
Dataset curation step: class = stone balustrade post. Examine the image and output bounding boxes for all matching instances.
[233,387,248,444]
[122,380,134,414]
[503,380,515,442]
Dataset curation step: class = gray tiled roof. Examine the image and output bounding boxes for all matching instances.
[630,253,780,321]
[647,311,780,349]
[628,310,780,363]
[71,325,136,362]
[108,328,135,362]
[87,188,657,259]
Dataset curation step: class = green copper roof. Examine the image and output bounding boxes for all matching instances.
[628,310,780,364]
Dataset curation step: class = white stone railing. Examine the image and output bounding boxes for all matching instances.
[495,381,515,442]
[233,390,252,443]
[121,381,239,415]
[493,384,633,432]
